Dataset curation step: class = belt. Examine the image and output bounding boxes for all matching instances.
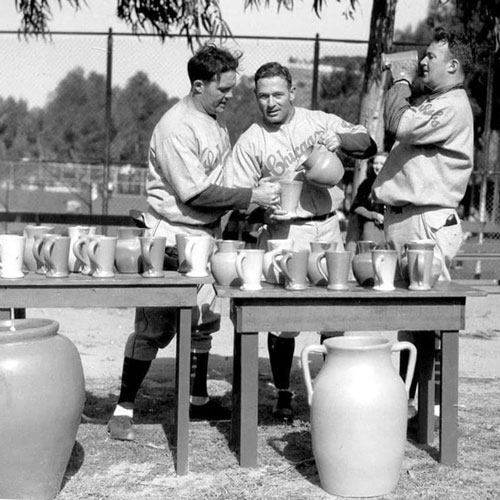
[295,211,336,222]
[387,205,406,214]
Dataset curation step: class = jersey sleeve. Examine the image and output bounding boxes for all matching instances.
[394,95,460,146]
[154,131,211,203]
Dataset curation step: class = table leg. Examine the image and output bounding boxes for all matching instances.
[175,307,191,475]
[439,330,459,464]
[416,332,436,445]
[231,331,259,467]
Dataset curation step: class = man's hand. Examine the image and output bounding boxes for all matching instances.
[264,207,290,227]
[389,59,418,85]
[372,212,384,226]
[318,131,341,153]
[250,178,280,208]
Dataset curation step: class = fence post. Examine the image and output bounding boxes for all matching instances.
[311,34,320,110]
[102,27,113,234]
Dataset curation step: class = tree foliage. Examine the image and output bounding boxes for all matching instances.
[111,71,178,163]
[15,0,231,48]
[0,67,176,163]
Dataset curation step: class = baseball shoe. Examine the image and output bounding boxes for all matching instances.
[107,415,135,441]
[272,390,294,423]
[189,399,231,421]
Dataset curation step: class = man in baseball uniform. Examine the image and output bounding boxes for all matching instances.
[107,45,280,441]
[372,27,474,415]
[231,62,377,422]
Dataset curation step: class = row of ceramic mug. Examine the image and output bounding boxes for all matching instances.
[0,233,167,279]
[207,238,441,292]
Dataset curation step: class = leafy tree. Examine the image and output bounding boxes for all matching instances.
[225,75,260,144]
[0,97,43,160]
[318,56,365,124]
[40,67,108,161]
[111,71,178,163]
[15,0,231,48]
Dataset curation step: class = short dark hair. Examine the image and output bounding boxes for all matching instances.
[187,44,240,83]
[254,62,293,88]
[433,27,473,74]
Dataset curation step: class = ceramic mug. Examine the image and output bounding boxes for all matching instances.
[183,235,213,278]
[381,50,419,71]
[87,236,117,278]
[273,249,309,290]
[73,234,101,276]
[140,236,167,278]
[407,249,434,291]
[0,234,26,279]
[316,250,352,291]
[279,180,303,218]
[235,249,265,291]
[67,226,97,272]
[372,249,398,291]
[32,234,61,275]
[43,235,71,278]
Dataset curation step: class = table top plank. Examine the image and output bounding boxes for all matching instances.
[216,280,486,300]
[0,271,212,308]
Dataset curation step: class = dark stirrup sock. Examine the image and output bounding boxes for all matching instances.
[117,357,152,406]
[190,352,209,398]
[267,333,295,391]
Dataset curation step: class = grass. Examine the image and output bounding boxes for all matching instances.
[53,354,500,500]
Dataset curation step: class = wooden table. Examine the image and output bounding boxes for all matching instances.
[0,271,211,476]
[216,280,485,468]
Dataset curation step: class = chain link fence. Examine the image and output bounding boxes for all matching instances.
[1,31,500,256]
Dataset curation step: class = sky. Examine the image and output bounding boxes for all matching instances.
[0,0,430,108]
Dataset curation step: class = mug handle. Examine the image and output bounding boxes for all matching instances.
[73,237,87,267]
[235,252,246,281]
[142,240,154,270]
[32,237,45,265]
[271,249,285,279]
[373,254,384,283]
[87,239,101,273]
[315,252,328,282]
[277,251,293,284]
[42,238,56,271]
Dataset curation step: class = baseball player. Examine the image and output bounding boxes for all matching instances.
[107,45,280,441]
[372,27,474,416]
[230,62,377,422]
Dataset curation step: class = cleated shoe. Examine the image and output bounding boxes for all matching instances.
[272,390,294,423]
[107,415,135,441]
[189,399,231,421]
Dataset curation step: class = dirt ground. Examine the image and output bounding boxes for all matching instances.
[30,287,500,387]
[20,285,500,499]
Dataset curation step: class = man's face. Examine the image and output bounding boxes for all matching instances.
[420,40,453,91]
[254,76,294,126]
[199,71,237,115]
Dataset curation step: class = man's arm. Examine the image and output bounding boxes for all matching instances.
[320,120,377,159]
[383,81,412,135]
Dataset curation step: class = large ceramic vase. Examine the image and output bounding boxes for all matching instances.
[23,225,55,272]
[210,239,245,286]
[307,240,336,286]
[301,336,416,497]
[352,240,376,287]
[115,226,143,274]
[0,318,85,500]
[263,239,293,284]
